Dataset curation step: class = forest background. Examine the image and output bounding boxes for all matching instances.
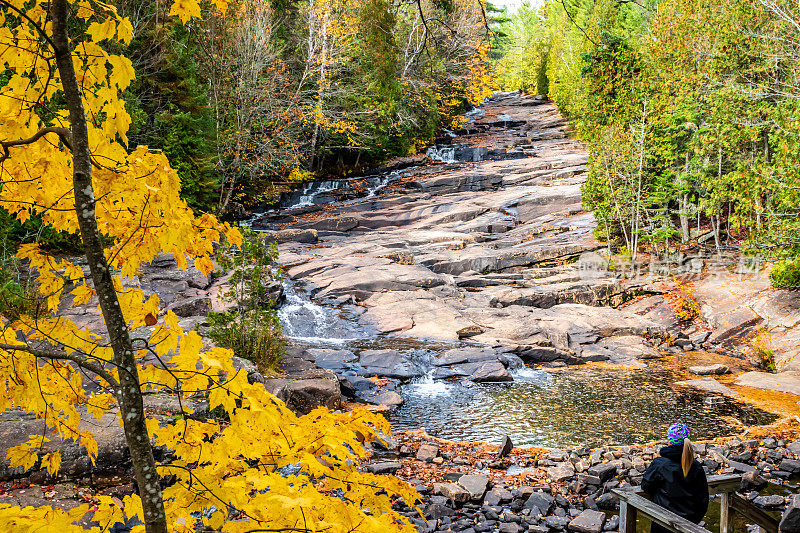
[493,0,800,287]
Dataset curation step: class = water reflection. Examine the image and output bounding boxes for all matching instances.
[388,366,778,447]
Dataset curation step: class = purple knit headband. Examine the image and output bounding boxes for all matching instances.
[667,422,690,445]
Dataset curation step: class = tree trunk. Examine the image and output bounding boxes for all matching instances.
[680,194,690,243]
[51,2,168,532]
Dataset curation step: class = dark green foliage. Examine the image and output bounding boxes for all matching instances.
[207,309,286,372]
[125,22,218,212]
[209,229,286,372]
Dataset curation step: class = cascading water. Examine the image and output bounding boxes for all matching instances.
[277,282,367,345]
[425,145,457,163]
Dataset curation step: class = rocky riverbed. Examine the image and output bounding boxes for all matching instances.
[368,425,800,533]
[2,92,799,530]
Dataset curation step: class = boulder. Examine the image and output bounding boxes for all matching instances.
[454,360,513,382]
[547,464,576,482]
[167,296,211,317]
[569,510,606,533]
[524,492,555,516]
[588,463,617,482]
[457,474,489,501]
[485,487,513,506]
[416,444,439,462]
[779,459,800,473]
[297,216,360,232]
[433,482,471,503]
[498,435,514,458]
[359,349,424,380]
[741,471,768,491]
[754,495,785,508]
[262,359,341,415]
[689,364,731,376]
[356,389,403,408]
[263,228,318,244]
[780,495,800,533]
[366,462,401,474]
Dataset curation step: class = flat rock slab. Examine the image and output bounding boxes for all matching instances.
[457,474,489,500]
[676,378,739,397]
[689,364,731,375]
[569,509,606,533]
[735,371,800,396]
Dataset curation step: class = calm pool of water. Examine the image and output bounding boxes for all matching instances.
[387,366,779,448]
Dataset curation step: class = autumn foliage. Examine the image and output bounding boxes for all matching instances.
[0,0,418,531]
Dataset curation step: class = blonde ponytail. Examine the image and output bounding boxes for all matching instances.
[681,438,695,477]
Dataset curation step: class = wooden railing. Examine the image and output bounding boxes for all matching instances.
[612,474,780,533]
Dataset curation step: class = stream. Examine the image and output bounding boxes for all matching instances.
[275,281,777,447]
[255,100,780,448]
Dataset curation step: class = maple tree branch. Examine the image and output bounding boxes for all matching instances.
[0,342,119,389]
[0,127,73,163]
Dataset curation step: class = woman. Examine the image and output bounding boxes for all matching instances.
[642,423,709,533]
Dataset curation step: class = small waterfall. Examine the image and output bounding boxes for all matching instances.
[277,282,365,344]
[425,145,457,163]
[402,370,453,397]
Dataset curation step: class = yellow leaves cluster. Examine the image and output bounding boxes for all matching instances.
[169,0,229,23]
[0,1,419,531]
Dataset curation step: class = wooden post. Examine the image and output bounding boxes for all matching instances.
[720,492,732,533]
[621,500,638,533]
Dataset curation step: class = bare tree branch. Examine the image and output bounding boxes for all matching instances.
[0,127,73,163]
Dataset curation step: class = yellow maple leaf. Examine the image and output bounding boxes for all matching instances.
[169,0,202,23]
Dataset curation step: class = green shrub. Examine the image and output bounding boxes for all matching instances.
[753,327,776,372]
[207,308,286,372]
[769,259,800,289]
[210,228,286,372]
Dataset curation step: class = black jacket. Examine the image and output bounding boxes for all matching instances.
[641,444,709,524]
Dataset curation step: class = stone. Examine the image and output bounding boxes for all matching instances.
[498,436,514,458]
[690,331,712,345]
[297,216,360,232]
[356,389,404,408]
[754,495,785,508]
[455,360,513,382]
[780,495,800,533]
[458,474,490,501]
[688,364,731,376]
[458,325,485,339]
[366,462,401,474]
[417,444,440,462]
[500,523,521,533]
[740,471,767,491]
[547,464,576,482]
[230,356,266,385]
[263,228,318,244]
[380,251,415,265]
[735,372,800,396]
[595,493,618,511]
[779,459,800,473]
[545,516,571,530]
[676,378,739,397]
[485,487,513,506]
[433,482,471,503]
[568,510,606,533]
[167,296,211,317]
[587,463,617,482]
[604,516,620,531]
[359,349,424,380]
[524,492,554,516]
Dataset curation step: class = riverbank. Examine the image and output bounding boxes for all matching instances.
[369,422,800,533]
